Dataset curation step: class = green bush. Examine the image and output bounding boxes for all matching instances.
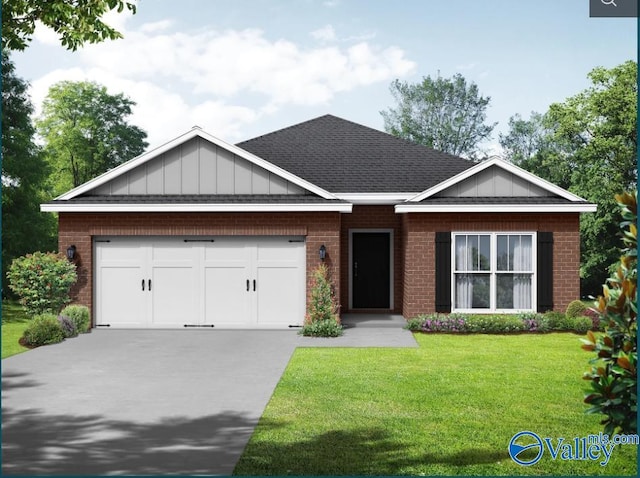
[22,314,65,346]
[465,315,525,333]
[566,300,588,319]
[582,191,637,435]
[61,304,91,333]
[404,317,425,331]
[571,316,592,335]
[57,315,78,338]
[301,264,342,337]
[543,311,573,331]
[300,318,343,338]
[7,252,77,316]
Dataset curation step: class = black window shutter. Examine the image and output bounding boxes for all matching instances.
[537,232,554,312]
[435,232,452,313]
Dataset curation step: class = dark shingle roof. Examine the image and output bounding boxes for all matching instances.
[237,114,474,193]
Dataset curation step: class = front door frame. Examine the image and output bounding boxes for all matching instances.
[348,229,394,310]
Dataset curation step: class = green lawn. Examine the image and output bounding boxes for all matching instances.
[1,301,30,359]
[234,333,637,476]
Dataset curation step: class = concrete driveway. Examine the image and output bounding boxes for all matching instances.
[2,317,416,475]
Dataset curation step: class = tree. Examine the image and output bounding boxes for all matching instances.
[2,0,137,51]
[500,61,637,296]
[499,112,573,190]
[2,53,57,295]
[581,191,636,435]
[36,81,148,195]
[381,73,496,160]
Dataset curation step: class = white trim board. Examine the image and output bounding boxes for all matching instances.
[41,203,353,213]
[395,203,597,214]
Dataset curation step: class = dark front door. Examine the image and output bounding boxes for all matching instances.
[352,232,390,308]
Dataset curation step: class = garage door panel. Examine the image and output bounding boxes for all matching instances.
[204,240,246,261]
[152,267,197,325]
[256,266,302,326]
[98,266,147,327]
[204,267,251,326]
[96,236,306,328]
[152,241,194,261]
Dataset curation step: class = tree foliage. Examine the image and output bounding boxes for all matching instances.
[500,61,637,296]
[2,0,137,51]
[581,191,637,435]
[381,73,496,160]
[301,264,342,337]
[2,53,57,295]
[37,80,148,195]
[7,251,77,316]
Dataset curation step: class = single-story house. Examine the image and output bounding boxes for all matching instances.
[42,115,597,328]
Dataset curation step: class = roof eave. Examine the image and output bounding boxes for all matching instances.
[394,203,598,213]
[41,202,353,213]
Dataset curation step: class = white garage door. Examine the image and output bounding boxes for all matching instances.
[95,236,306,328]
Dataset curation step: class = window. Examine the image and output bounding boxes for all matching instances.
[453,233,535,312]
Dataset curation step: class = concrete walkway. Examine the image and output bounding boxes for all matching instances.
[1,316,415,475]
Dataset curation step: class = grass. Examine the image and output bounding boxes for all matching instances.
[234,333,637,476]
[1,301,31,359]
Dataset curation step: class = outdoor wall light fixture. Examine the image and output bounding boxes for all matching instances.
[66,245,77,261]
[319,244,327,261]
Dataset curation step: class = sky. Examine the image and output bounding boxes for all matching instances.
[10,0,637,154]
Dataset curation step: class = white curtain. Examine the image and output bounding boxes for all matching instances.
[512,236,532,309]
[455,237,474,308]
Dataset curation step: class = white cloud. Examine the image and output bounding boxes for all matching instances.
[311,25,337,42]
[139,20,173,33]
[28,21,415,146]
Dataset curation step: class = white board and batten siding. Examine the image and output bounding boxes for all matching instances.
[90,137,306,196]
[95,236,306,329]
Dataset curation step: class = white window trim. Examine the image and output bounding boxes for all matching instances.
[451,232,537,314]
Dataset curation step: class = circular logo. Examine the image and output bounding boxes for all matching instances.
[509,431,544,466]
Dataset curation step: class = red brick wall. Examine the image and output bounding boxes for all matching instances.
[401,212,581,318]
[339,205,403,313]
[58,212,342,325]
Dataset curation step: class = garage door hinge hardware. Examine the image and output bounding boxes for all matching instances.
[95,240,111,243]
[288,239,304,242]
[288,325,302,328]
[183,239,215,242]
[97,324,111,327]
[183,324,215,328]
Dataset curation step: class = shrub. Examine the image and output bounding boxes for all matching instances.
[404,317,425,331]
[300,264,342,337]
[566,300,587,319]
[57,315,78,338]
[582,191,637,435]
[7,252,77,316]
[583,307,605,332]
[301,319,343,338]
[517,312,548,333]
[61,304,91,333]
[571,316,592,335]
[465,315,525,334]
[22,314,65,346]
[543,311,573,331]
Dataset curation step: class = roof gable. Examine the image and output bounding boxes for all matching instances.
[238,114,474,194]
[58,128,336,200]
[407,157,587,203]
